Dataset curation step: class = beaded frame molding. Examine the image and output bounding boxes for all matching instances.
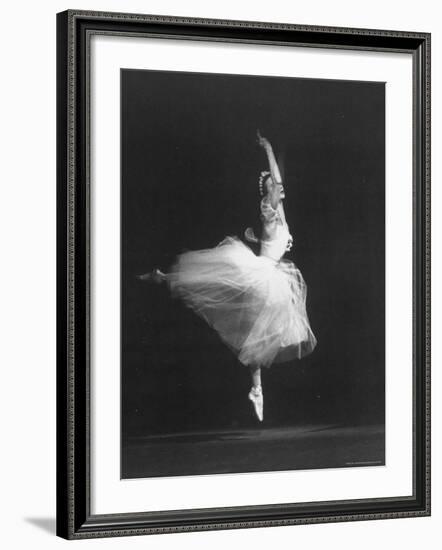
[56,9,430,540]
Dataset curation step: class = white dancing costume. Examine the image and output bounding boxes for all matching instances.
[167,196,317,368]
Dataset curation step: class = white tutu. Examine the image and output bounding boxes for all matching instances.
[167,236,317,368]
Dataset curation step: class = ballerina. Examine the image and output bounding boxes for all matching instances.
[139,131,317,421]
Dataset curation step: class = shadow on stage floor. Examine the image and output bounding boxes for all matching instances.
[121,423,384,479]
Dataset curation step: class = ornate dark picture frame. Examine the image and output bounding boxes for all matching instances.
[56,9,430,540]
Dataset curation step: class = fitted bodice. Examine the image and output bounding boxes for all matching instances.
[259,196,293,261]
[260,223,292,261]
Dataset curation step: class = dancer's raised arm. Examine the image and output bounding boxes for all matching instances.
[257,130,282,185]
[257,131,287,224]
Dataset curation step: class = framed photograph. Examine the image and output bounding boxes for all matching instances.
[56,9,431,539]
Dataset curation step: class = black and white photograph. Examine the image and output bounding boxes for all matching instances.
[121,69,386,479]
[1,0,438,545]
[53,7,431,541]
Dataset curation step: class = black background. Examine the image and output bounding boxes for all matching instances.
[121,69,385,441]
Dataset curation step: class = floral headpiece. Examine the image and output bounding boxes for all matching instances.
[258,171,271,196]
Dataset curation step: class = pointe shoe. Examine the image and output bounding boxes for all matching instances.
[248,385,263,422]
[137,268,165,284]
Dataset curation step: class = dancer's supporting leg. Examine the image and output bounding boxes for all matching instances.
[248,366,263,422]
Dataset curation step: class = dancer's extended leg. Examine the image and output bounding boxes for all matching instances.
[138,269,166,284]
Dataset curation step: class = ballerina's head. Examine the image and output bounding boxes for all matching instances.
[258,171,285,202]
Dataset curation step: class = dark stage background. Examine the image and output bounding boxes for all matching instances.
[121,69,385,478]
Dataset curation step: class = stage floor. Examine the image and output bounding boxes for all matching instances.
[122,424,385,479]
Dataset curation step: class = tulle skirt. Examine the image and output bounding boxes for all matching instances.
[167,237,317,368]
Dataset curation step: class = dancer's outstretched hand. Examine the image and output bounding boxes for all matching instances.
[256,129,270,150]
